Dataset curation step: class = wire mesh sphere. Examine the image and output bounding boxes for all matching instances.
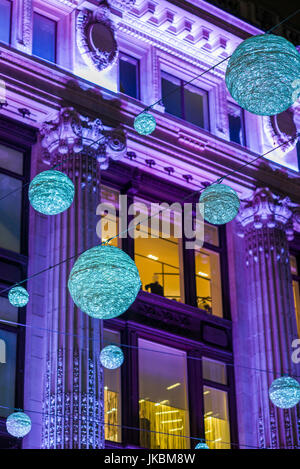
[225,34,300,116]
[8,286,29,308]
[6,412,32,438]
[199,183,240,225]
[269,376,300,409]
[29,170,75,215]
[134,112,156,135]
[195,441,210,449]
[68,245,141,319]
[100,345,124,369]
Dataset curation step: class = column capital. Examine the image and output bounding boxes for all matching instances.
[237,187,299,241]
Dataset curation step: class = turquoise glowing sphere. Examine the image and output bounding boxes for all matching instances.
[68,245,141,319]
[29,170,75,215]
[100,345,124,369]
[200,183,240,225]
[6,412,32,438]
[8,286,29,307]
[134,112,156,135]
[269,376,300,409]
[225,34,300,116]
[195,441,210,449]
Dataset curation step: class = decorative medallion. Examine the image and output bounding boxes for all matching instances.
[77,3,118,72]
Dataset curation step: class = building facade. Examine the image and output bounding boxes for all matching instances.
[0,0,299,450]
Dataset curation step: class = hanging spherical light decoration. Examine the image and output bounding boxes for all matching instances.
[100,345,124,369]
[68,245,141,319]
[134,112,156,135]
[269,375,300,409]
[6,412,32,438]
[225,34,300,116]
[29,170,75,216]
[8,286,29,308]
[195,441,210,449]
[199,183,240,225]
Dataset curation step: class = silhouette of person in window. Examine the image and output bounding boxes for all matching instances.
[145,274,164,297]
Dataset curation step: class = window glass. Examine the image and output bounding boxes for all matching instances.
[195,247,222,317]
[0,329,16,417]
[134,198,184,302]
[0,296,18,324]
[228,102,246,146]
[32,13,56,63]
[297,140,300,171]
[204,386,230,449]
[119,54,139,99]
[291,255,298,276]
[103,329,122,443]
[204,223,219,246]
[0,174,22,253]
[293,280,300,338]
[0,0,11,44]
[184,84,209,130]
[0,145,23,175]
[161,72,182,119]
[202,357,227,385]
[139,339,190,449]
[99,186,120,247]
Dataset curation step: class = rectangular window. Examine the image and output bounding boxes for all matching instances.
[195,247,223,317]
[0,0,11,45]
[0,296,18,324]
[139,339,190,449]
[203,386,230,449]
[99,186,120,247]
[119,53,140,99]
[32,13,56,63]
[0,328,17,417]
[161,71,209,130]
[103,329,122,443]
[202,357,227,385]
[228,102,246,146]
[0,173,22,253]
[297,140,300,171]
[291,255,300,337]
[134,198,184,303]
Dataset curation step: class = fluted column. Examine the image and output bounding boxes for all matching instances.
[39,108,126,448]
[236,187,300,449]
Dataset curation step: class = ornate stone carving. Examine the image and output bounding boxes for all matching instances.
[40,107,127,171]
[76,3,118,72]
[16,0,33,53]
[263,108,298,157]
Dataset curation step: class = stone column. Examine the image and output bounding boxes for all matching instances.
[38,108,126,448]
[235,187,300,449]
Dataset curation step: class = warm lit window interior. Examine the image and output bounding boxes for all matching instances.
[139,339,190,449]
[203,386,230,449]
[134,199,184,302]
[103,329,122,442]
[0,145,23,253]
[99,186,120,248]
[291,255,300,337]
[195,247,223,317]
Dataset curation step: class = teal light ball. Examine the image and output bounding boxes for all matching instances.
[8,286,29,307]
[100,345,124,369]
[195,441,210,449]
[68,245,141,319]
[29,170,75,215]
[269,376,300,409]
[6,412,32,438]
[225,34,300,116]
[200,183,240,225]
[134,112,156,135]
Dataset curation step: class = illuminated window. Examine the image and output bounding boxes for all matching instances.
[195,247,223,317]
[32,13,56,63]
[161,71,209,130]
[0,145,24,253]
[203,386,231,449]
[103,329,122,442]
[202,357,227,385]
[99,186,120,247]
[228,102,246,146]
[119,53,140,99]
[134,198,184,302]
[291,255,300,337]
[0,0,11,44]
[139,339,190,449]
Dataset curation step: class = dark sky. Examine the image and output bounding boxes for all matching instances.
[249,0,300,29]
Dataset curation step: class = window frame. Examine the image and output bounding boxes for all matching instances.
[118,51,141,100]
[32,11,57,64]
[227,100,247,147]
[0,0,12,46]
